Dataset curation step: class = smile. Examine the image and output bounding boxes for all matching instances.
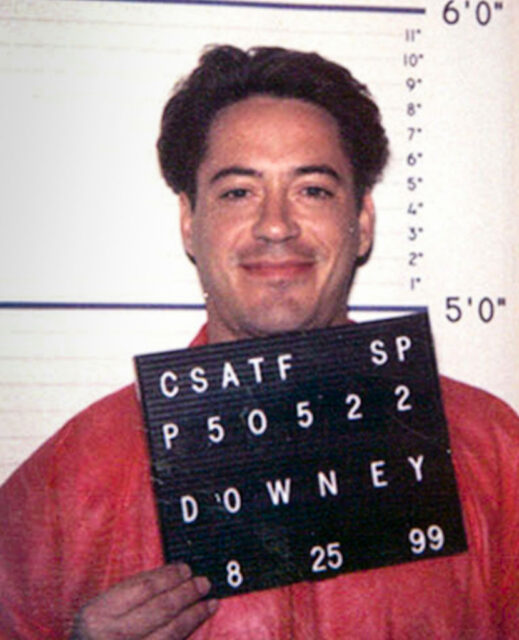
[240,260,315,279]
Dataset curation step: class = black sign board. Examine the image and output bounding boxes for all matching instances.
[135,313,466,598]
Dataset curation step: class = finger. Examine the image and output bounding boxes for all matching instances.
[122,575,213,636]
[96,563,193,617]
[147,598,219,640]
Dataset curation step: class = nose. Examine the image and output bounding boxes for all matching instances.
[252,190,300,243]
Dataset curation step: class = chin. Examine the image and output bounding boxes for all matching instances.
[240,309,319,337]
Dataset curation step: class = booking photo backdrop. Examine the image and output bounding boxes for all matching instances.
[0,0,517,482]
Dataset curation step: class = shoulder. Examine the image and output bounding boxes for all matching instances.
[440,375,517,422]
[53,383,142,455]
[0,385,159,636]
[56,384,147,485]
[440,375,518,538]
[2,384,147,497]
[440,376,519,616]
[59,383,143,447]
[440,375,519,461]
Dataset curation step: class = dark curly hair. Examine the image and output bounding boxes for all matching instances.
[157,45,389,209]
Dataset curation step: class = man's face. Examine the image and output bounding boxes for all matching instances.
[180,96,374,343]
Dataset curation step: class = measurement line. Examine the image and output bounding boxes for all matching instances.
[348,304,427,313]
[0,301,205,311]
[73,0,427,15]
[0,301,427,313]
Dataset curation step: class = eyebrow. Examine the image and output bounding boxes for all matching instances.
[294,164,341,182]
[209,164,342,184]
[209,166,261,184]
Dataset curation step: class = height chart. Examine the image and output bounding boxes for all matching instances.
[0,0,517,482]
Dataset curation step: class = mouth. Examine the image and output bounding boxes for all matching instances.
[240,260,315,279]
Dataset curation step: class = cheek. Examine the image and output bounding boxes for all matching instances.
[309,215,357,256]
[191,216,218,259]
[198,213,251,255]
[191,218,238,278]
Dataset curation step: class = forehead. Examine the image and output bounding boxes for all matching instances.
[210,95,339,130]
[202,96,347,164]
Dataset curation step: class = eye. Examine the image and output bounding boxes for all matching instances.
[220,188,250,200]
[302,185,334,199]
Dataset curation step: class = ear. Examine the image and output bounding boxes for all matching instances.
[357,191,375,259]
[179,192,195,259]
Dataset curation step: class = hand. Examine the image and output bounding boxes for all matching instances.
[71,563,218,639]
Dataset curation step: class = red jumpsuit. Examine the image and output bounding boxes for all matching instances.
[1,325,518,639]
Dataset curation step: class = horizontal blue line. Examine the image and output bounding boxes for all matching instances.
[0,301,205,311]
[0,301,427,313]
[349,304,427,313]
[74,0,426,14]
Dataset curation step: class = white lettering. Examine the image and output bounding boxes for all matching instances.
[223,487,242,514]
[162,422,179,449]
[370,460,388,488]
[265,478,292,506]
[395,384,412,411]
[180,495,198,523]
[247,408,268,436]
[370,339,388,366]
[345,393,363,420]
[317,470,338,497]
[277,353,293,381]
[310,542,344,572]
[248,356,265,383]
[207,415,225,444]
[396,335,412,362]
[296,400,314,428]
[222,361,241,389]
[226,560,243,588]
[407,454,424,482]
[190,367,208,394]
[159,370,179,398]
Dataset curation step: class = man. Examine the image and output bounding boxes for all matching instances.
[0,45,517,639]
